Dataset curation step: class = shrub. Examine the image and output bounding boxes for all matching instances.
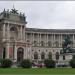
[69,59,75,68]
[44,59,55,68]
[20,59,32,68]
[1,59,12,68]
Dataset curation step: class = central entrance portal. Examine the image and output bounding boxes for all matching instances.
[17,47,24,63]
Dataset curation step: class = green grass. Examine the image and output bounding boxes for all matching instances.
[0,68,75,74]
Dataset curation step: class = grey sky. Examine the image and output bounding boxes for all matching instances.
[0,1,75,29]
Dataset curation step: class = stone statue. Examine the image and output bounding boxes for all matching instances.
[60,35,73,54]
[10,8,18,14]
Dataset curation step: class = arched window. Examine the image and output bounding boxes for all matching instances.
[41,41,44,46]
[56,52,59,60]
[27,40,30,43]
[55,41,59,47]
[41,52,45,59]
[10,27,18,40]
[48,52,52,59]
[34,52,38,59]
[34,41,37,46]
[10,27,17,31]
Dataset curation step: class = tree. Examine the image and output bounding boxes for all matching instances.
[44,59,55,68]
[0,59,12,68]
[20,59,32,68]
[69,58,75,68]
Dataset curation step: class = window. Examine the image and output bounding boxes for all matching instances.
[48,41,52,47]
[39,50,40,52]
[10,27,18,40]
[32,50,34,51]
[48,52,52,59]
[55,41,59,47]
[41,52,45,59]
[63,55,65,60]
[56,52,59,60]
[10,27,17,31]
[41,41,44,46]
[73,55,75,59]
[27,40,29,42]
[46,50,47,52]
[34,41,37,46]
[55,35,59,40]
[34,52,38,59]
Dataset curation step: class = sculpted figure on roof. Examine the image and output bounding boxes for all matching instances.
[10,8,18,14]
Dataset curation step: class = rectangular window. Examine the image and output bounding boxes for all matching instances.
[63,55,65,60]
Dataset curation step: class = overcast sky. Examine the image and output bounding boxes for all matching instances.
[0,1,75,29]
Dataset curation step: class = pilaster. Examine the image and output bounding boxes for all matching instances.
[3,23,5,39]
[39,34,41,46]
[73,34,74,47]
[6,43,9,59]
[54,34,55,47]
[60,34,62,47]
[7,23,10,40]
[20,26,22,40]
[13,44,17,62]
[46,34,48,47]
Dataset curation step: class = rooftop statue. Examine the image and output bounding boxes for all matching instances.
[10,7,18,14]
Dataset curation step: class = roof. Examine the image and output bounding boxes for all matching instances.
[26,28,75,33]
[0,8,27,24]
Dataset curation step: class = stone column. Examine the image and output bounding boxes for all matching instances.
[24,44,31,60]
[6,23,10,59]
[24,46,26,59]
[44,34,46,47]
[60,34,62,47]
[59,34,61,47]
[25,44,28,59]
[32,33,34,46]
[25,33,27,42]
[38,34,39,46]
[46,34,48,47]
[30,33,33,46]
[39,34,41,46]
[6,43,9,59]
[52,34,54,47]
[14,45,17,62]
[3,23,5,39]
[28,46,32,60]
[20,26,22,40]
[23,26,25,42]
[7,23,10,40]
[54,34,55,47]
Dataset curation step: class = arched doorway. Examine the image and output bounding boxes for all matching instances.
[34,52,38,59]
[17,47,24,63]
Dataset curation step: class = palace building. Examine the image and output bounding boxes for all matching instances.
[0,8,75,65]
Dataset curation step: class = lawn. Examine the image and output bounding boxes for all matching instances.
[0,68,75,74]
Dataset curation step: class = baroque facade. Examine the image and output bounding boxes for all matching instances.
[0,8,74,64]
